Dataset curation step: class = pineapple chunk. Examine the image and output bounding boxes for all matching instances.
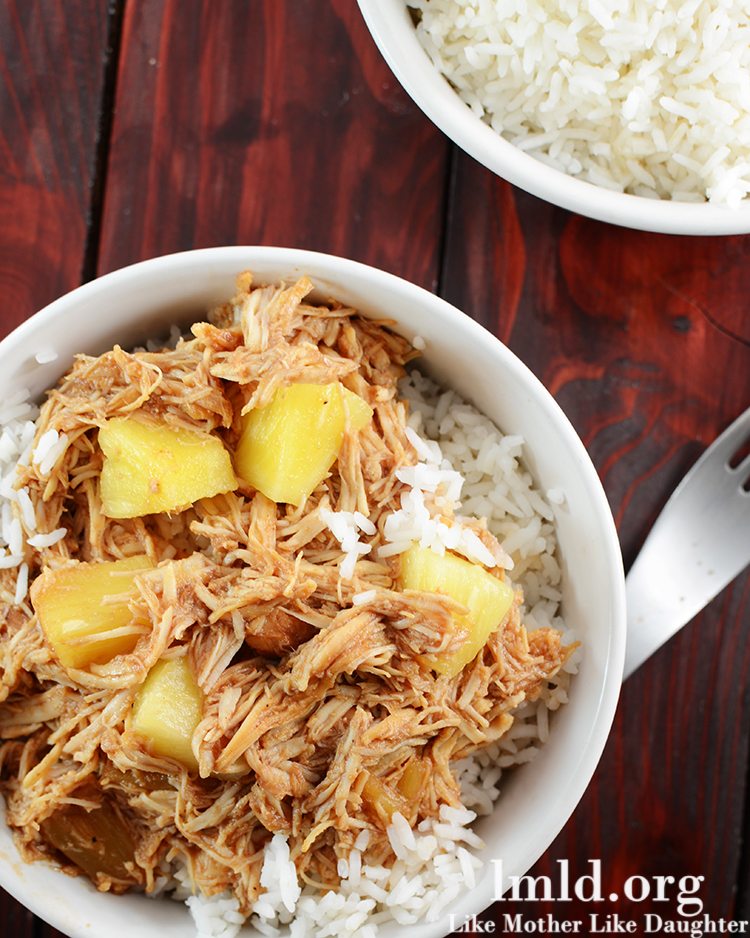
[99,417,238,519]
[31,555,153,670]
[234,382,373,506]
[399,544,514,677]
[129,657,202,770]
[361,772,408,826]
[398,757,430,801]
[41,800,141,885]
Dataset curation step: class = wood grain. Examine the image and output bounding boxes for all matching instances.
[98,0,449,289]
[0,0,113,930]
[3,1,750,936]
[3,0,451,933]
[441,158,750,931]
[0,0,111,338]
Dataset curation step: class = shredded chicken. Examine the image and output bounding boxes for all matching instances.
[0,273,574,911]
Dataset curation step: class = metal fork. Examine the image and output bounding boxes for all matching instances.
[624,406,750,678]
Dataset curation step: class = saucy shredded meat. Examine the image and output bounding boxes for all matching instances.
[0,274,573,909]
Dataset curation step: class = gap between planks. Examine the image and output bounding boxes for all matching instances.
[79,0,126,285]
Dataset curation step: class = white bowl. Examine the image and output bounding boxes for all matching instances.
[0,247,626,938]
[357,0,750,236]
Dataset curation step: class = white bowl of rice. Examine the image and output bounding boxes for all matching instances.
[0,247,625,938]
[357,0,750,234]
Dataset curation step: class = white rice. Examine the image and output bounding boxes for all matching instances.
[27,528,67,549]
[407,0,750,205]
[186,892,245,938]
[352,589,378,606]
[13,562,28,606]
[380,423,509,569]
[0,379,71,603]
[7,518,22,557]
[321,508,375,579]
[16,488,37,532]
[0,554,25,570]
[0,389,45,601]
[401,370,566,613]
[251,806,485,937]
[32,428,69,477]
[250,838,299,924]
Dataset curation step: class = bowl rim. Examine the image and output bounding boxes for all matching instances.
[356,0,750,236]
[0,246,627,938]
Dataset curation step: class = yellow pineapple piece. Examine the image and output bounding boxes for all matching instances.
[31,555,153,670]
[234,382,373,506]
[129,657,202,770]
[399,544,514,677]
[361,772,408,826]
[398,757,430,801]
[99,417,238,519]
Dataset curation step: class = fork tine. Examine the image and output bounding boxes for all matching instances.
[667,405,750,504]
[625,405,750,677]
[729,436,750,470]
[734,452,750,481]
[710,406,750,467]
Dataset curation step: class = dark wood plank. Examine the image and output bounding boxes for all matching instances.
[98,0,449,289]
[7,2,749,937]
[441,162,750,930]
[19,1,449,935]
[0,0,114,932]
[0,898,37,938]
[0,0,112,338]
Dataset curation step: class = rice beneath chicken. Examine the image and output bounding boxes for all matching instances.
[0,274,576,937]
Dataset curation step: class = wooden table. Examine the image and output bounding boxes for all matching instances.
[1,2,749,935]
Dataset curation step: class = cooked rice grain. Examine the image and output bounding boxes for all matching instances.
[408,0,750,204]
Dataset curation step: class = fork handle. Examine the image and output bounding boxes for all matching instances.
[624,507,749,679]
[624,406,750,678]
[624,552,698,679]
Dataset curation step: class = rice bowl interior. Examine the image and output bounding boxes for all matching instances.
[357,0,750,233]
[405,0,750,205]
[0,249,624,934]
